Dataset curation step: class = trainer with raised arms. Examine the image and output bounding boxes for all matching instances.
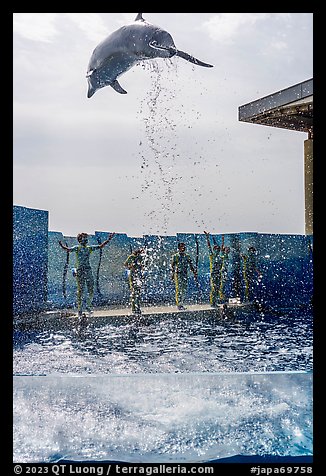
[59,232,115,317]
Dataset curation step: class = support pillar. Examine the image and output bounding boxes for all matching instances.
[304,136,313,235]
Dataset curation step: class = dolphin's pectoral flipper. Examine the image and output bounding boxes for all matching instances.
[176,50,214,68]
[135,13,145,22]
[110,80,128,94]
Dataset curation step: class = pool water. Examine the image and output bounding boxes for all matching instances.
[13,308,312,375]
[14,372,312,463]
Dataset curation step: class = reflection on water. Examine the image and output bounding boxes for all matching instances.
[13,310,312,375]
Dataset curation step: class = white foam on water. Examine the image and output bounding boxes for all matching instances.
[13,372,312,463]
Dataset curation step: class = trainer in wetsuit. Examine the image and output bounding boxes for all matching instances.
[219,245,230,304]
[124,248,145,316]
[59,232,115,316]
[241,246,261,303]
[171,242,197,310]
[204,231,223,307]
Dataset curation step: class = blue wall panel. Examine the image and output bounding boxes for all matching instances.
[13,206,48,316]
[13,206,313,316]
[48,230,313,311]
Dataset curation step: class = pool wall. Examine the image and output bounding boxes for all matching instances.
[13,205,49,316]
[13,205,313,316]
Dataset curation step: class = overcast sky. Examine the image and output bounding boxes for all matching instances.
[13,12,313,237]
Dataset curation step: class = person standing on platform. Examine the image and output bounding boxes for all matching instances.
[219,245,231,304]
[124,248,145,316]
[171,242,198,310]
[59,232,115,317]
[203,231,223,307]
[241,246,262,303]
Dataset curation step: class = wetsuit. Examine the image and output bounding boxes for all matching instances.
[171,252,195,308]
[208,249,223,306]
[124,254,143,314]
[70,243,101,314]
[219,250,229,303]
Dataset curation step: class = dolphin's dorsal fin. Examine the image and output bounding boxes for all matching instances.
[135,13,144,22]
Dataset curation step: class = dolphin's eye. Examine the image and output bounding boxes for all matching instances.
[150,40,166,50]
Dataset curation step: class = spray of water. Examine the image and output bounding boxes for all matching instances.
[135,59,181,236]
[13,372,312,463]
[134,59,213,237]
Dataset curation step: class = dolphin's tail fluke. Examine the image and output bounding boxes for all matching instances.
[87,83,96,98]
[176,50,213,68]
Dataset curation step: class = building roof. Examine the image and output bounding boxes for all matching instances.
[238,78,313,133]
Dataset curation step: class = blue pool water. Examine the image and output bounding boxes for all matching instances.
[13,308,312,375]
[14,372,312,463]
[13,307,313,463]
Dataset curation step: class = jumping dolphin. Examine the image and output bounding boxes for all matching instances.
[86,13,213,97]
